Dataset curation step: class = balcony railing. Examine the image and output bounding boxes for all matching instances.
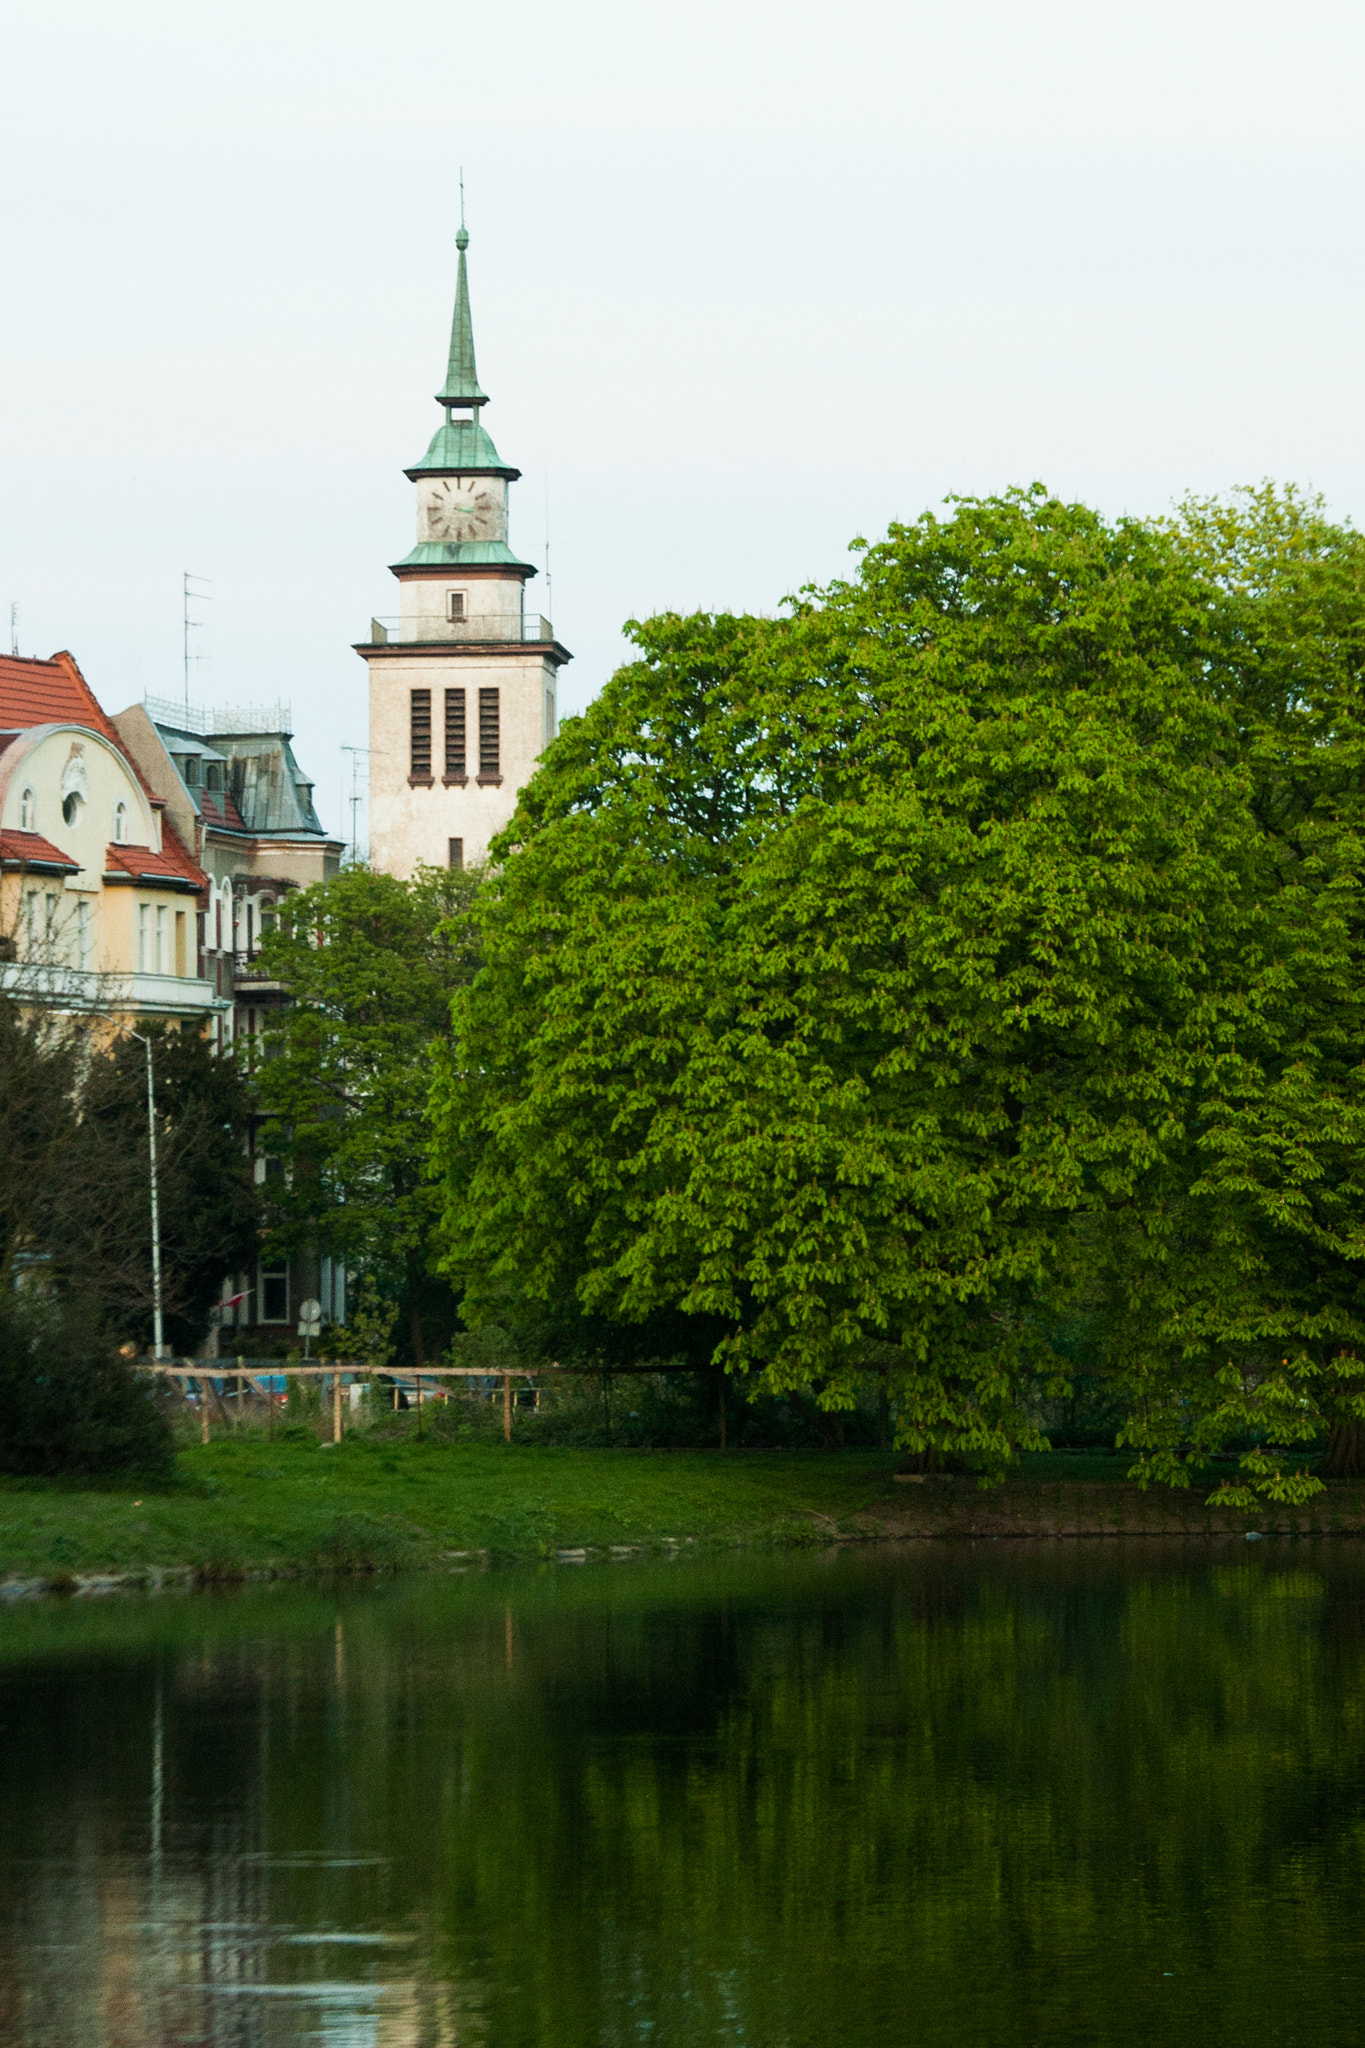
[365,614,554,646]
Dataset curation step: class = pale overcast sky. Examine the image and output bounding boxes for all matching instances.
[4,0,1363,844]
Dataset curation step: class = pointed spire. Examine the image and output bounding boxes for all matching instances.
[436,222,488,409]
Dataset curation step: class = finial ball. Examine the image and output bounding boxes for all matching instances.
[456,225,469,252]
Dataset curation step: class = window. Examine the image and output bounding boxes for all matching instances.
[478,687,500,781]
[77,899,92,969]
[19,788,34,832]
[156,905,167,974]
[138,903,150,971]
[447,590,466,622]
[62,792,81,827]
[205,762,223,792]
[260,1261,289,1323]
[175,910,187,977]
[545,689,556,745]
[444,688,466,779]
[24,891,37,954]
[114,801,128,843]
[448,837,463,870]
[410,689,433,780]
[43,892,57,939]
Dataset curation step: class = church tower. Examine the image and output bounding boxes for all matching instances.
[359,224,569,876]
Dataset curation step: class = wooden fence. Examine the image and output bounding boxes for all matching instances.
[143,1362,543,1445]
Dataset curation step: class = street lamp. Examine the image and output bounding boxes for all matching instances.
[68,1010,166,1360]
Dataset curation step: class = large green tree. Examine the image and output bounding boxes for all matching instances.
[431,486,1365,1501]
[254,863,481,1365]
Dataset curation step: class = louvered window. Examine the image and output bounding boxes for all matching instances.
[478,687,500,779]
[444,688,466,778]
[410,689,432,779]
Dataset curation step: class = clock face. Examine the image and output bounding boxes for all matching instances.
[420,478,504,545]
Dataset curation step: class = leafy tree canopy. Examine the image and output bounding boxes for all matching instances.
[432,485,1365,1502]
[254,863,481,1365]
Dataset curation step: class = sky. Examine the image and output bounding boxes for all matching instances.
[4,0,1364,849]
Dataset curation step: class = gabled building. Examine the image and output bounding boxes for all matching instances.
[358,223,571,876]
[111,699,346,1342]
[113,699,342,1049]
[0,652,218,1026]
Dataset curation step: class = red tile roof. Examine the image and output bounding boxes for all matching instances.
[0,653,207,895]
[0,829,81,873]
[104,842,202,892]
[200,788,248,831]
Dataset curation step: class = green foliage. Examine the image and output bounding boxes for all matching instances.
[429,485,1365,1503]
[0,1000,258,1353]
[85,1021,261,1352]
[0,1290,174,1478]
[253,863,482,1363]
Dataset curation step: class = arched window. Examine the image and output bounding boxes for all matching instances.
[114,801,128,844]
[19,788,34,832]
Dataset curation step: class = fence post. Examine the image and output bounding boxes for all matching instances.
[332,1364,342,1445]
[503,1372,512,1442]
[199,1365,210,1446]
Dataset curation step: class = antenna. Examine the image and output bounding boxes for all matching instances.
[8,603,16,657]
[544,472,553,628]
[460,167,465,230]
[182,572,212,723]
[340,745,371,866]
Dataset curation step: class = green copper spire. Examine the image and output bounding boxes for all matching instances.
[436,224,487,409]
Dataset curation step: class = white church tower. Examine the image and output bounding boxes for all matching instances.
[359,223,569,876]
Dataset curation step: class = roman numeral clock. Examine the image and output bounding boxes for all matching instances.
[357,221,569,877]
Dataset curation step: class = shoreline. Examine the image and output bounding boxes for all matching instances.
[2,1441,1364,1600]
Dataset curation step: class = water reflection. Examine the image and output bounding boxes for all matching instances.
[1,1543,1365,2045]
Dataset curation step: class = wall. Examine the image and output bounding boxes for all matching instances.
[367,645,559,874]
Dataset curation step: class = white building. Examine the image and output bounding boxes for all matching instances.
[359,224,570,876]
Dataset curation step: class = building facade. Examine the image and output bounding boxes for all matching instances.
[360,225,570,876]
[112,698,346,1342]
[0,652,219,1028]
[112,699,343,1052]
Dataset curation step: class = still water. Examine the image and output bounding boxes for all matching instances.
[1,1541,1363,2046]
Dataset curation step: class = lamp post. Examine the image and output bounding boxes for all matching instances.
[71,1010,166,1360]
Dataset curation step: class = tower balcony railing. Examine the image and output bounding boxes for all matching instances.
[365,614,554,646]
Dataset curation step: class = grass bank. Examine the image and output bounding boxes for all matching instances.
[3,1438,1364,1590]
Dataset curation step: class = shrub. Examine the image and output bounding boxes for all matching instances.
[0,1292,175,1479]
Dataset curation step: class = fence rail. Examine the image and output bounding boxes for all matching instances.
[142,1360,542,1443]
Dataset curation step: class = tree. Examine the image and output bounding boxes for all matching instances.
[0,999,259,1352]
[253,863,482,1366]
[82,1022,262,1353]
[431,487,1364,1500]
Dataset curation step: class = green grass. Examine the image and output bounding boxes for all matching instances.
[0,1436,1340,1588]
[0,1436,906,1582]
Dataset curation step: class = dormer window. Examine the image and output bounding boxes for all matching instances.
[19,787,34,831]
[114,801,129,844]
[447,590,467,622]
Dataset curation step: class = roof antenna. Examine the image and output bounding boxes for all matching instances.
[9,603,16,657]
[460,166,465,231]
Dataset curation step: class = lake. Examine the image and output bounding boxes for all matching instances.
[0,1540,1363,2045]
